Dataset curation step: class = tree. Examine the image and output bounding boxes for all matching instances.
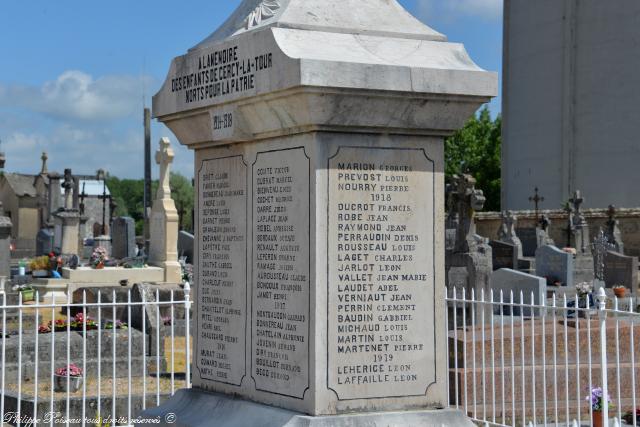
[445,106,502,211]
[106,173,194,236]
[170,173,194,232]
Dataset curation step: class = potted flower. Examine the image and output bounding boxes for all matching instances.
[586,387,613,427]
[54,364,83,392]
[576,282,594,309]
[613,284,627,299]
[12,284,35,303]
[90,247,108,270]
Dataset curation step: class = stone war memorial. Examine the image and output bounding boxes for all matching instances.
[142,0,496,425]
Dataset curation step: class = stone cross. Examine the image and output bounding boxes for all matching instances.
[528,187,544,222]
[155,137,174,200]
[606,205,624,254]
[40,152,48,175]
[453,174,486,254]
[63,169,74,210]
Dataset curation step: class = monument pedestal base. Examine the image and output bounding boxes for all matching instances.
[137,389,474,427]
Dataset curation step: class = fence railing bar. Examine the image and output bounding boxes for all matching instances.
[510,290,515,427]
[155,289,160,406]
[82,290,87,427]
[128,289,133,423]
[170,289,175,395]
[575,294,581,425]
[551,293,558,426]
[499,290,505,426]
[142,289,147,410]
[112,290,117,423]
[614,296,622,423]
[481,288,487,422]
[49,294,55,427]
[17,293,22,427]
[471,288,477,420]
[630,300,637,427]
[462,287,468,416]
[587,297,593,427]
[563,294,570,425]
[489,289,496,424]
[1,292,6,427]
[65,291,71,427]
[530,291,536,427]
[185,281,191,389]
[520,290,526,427]
[97,290,102,422]
[33,292,40,426]
[453,290,459,409]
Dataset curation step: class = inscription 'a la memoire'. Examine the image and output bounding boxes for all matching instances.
[170,45,274,105]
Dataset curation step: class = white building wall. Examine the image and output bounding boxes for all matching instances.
[503,0,640,210]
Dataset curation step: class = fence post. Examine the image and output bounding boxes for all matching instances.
[184,281,192,388]
[597,287,609,426]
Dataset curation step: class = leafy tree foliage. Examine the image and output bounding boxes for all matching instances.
[106,173,193,236]
[445,106,502,211]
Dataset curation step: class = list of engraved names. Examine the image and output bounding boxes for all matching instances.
[252,148,310,398]
[197,156,247,386]
[328,147,435,400]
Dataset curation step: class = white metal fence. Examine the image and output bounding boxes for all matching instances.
[447,287,640,427]
[0,285,191,427]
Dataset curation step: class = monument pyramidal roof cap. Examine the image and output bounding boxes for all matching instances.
[192,0,446,50]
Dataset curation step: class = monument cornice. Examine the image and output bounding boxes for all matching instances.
[159,85,492,149]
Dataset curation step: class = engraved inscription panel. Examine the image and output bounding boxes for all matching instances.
[197,156,247,386]
[328,147,435,400]
[252,148,310,398]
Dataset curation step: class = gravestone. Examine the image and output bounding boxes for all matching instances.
[141,0,496,425]
[489,240,517,270]
[569,191,590,255]
[516,227,538,257]
[491,269,546,317]
[36,229,54,256]
[604,251,638,295]
[112,217,136,259]
[535,245,574,288]
[53,169,80,255]
[177,231,194,264]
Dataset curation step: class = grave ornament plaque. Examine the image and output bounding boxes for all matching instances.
[143,0,496,425]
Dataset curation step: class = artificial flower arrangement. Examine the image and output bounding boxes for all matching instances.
[90,247,109,269]
[55,364,83,378]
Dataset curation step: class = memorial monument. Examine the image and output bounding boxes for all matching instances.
[142,0,496,425]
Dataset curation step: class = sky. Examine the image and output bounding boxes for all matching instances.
[0,0,502,180]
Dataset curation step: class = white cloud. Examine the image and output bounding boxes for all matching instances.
[0,70,151,122]
[418,0,503,22]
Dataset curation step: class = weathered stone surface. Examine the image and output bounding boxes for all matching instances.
[489,240,517,270]
[152,0,496,420]
[604,250,638,295]
[112,217,137,259]
[535,245,574,288]
[137,389,475,427]
[149,139,182,284]
[490,269,546,317]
